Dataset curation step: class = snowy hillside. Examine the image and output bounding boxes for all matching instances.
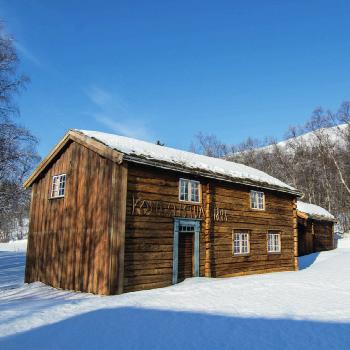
[1,239,350,349]
[261,123,348,152]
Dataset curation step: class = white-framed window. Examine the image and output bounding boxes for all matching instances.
[267,232,281,253]
[179,179,201,203]
[232,231,250,255]
[250,190,265,210]
[51,174,66,198]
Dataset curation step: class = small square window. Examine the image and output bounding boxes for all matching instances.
[232,231,250,255]
[250,190,265,210]
[267,232,281,253]
[51,174,66,198]
[179,179,201,203]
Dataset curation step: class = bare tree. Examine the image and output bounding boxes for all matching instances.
[0,23,28,121]
[0,22,39,241]
[190,132,229,158]
[192,101,350,231]
[306,108,350,196]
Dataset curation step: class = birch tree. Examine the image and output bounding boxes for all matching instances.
[0,22,39,241]
[192,101,350,231]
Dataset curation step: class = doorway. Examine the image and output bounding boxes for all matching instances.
[298,223,314,256]
[172,219,200,284]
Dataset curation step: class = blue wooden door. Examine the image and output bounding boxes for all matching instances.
[172,219,200,284]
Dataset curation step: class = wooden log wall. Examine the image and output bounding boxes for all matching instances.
[124,163,296,293]
[25,140,127,295]
[293,199,299,270]
[297,217,334,256]
[210,182,295,278]
[25,142,298,295]
[312,220,334,252]
[124,164,207,292]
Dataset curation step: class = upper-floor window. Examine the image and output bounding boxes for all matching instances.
[179,178,201,203]
[250,190,265,210]
[233,231,250,255]
[51,174,66,198]
[267,232,281,253]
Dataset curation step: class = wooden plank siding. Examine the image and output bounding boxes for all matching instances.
[123,163,296,293]
[25,140,127,295]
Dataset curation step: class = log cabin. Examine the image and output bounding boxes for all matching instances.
[297,201,336,256]
[24,129,302,295]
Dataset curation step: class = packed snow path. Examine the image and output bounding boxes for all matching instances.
[0,241,350,349]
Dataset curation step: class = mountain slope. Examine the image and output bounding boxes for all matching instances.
[261,123,348,152]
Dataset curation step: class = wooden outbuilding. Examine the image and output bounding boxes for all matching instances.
[24,129,302,295]
[297,201,336,256]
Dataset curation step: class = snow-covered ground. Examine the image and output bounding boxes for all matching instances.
[1,239,350,349]
[0,239,27,291]
[0,239,28,252]
[338,233,350,248]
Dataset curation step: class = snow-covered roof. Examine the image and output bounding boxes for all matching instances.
[76,129,300,195]
[297,201,335,221]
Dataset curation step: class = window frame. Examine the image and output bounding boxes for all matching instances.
[232,230,250,256]
[178,178,201,204]
[267,231,281,254]
[50,173,66,199]
[250,190,265,211]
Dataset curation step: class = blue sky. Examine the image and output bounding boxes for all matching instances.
[1,0,350,157]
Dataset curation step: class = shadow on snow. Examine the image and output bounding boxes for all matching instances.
[0,251,26,291]
[298,252,320,270]
[0,306,349,350]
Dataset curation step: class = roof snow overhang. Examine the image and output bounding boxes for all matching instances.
[122,153,301,196]
[297,210,337,223]
[24,130,302,197]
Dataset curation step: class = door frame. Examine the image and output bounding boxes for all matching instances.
[172,218,201,284]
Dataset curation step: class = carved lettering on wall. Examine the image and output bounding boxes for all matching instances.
[131,195,228,222]
[214,207,228,222]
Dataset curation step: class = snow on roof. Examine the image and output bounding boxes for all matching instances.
[77,129,299,194]
[297,201,335,221]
